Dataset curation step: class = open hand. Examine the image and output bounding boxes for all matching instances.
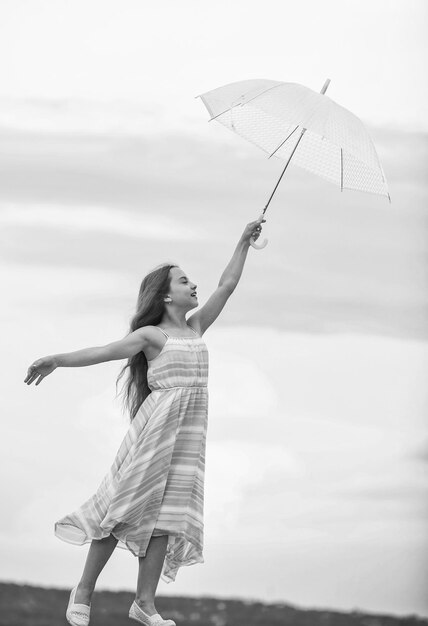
[24,356,58,386]
[241,216,266,245]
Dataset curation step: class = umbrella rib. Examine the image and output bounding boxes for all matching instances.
[268,125,300,159]
[207,83,284,122]
[340,148,343,191]
[371,138,392,202]
[208,102,242,122]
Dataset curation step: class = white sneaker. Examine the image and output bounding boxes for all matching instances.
[129,600,176,625]
[66,586,91,626]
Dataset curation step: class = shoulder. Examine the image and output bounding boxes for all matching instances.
[131,326,167,362]
[132,325,164,346]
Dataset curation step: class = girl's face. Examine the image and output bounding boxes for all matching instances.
[168,267,198,309]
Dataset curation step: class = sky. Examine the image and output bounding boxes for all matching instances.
[0,0,427,620]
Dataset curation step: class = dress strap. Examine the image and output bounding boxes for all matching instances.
[154,326,169,339]
[187,324,199,336]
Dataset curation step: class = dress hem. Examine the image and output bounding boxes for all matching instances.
[54,522,204,583]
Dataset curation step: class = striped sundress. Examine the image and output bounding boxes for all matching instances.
[54,324,209,584]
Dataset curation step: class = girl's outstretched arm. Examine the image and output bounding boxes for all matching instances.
[24,327,149,386]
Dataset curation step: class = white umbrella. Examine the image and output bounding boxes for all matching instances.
[197,78,390,249]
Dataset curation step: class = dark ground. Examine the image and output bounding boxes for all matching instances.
[0,582,427,626]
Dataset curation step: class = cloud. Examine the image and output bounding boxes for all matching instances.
[0,264,135,306]
[208,349,279,420]
[406,439,428,465]
[0,97,166,135]
[0,203,206,241]
[204,440,303,540]
[1,125,427,341]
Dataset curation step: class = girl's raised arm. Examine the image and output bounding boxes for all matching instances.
[187,217,265,335]
[24,327,149,386]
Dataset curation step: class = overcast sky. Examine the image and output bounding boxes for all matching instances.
[0,0,427,620]
[0,0,426,132]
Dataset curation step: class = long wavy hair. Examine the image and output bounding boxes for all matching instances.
[116,262,178,422]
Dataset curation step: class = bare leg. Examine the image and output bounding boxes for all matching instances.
[74,533,118,605]
[135,534,169,615]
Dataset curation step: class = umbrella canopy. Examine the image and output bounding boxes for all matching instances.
[198,79,390,201]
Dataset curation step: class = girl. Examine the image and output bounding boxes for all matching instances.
[24,217,265,626]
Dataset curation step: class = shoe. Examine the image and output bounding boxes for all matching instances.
[129,600,176,626]
[66,586,91,626]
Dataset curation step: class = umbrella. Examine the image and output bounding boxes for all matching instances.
[197,78,390,249]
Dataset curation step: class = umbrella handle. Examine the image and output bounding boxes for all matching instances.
[249,213,269,249]
[250,236,268,249]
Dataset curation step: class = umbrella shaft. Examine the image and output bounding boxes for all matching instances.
[263,127,306,214]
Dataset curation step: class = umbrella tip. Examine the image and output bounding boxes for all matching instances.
[320,78,331,94]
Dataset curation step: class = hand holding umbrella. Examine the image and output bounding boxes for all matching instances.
[241,216,267,247]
